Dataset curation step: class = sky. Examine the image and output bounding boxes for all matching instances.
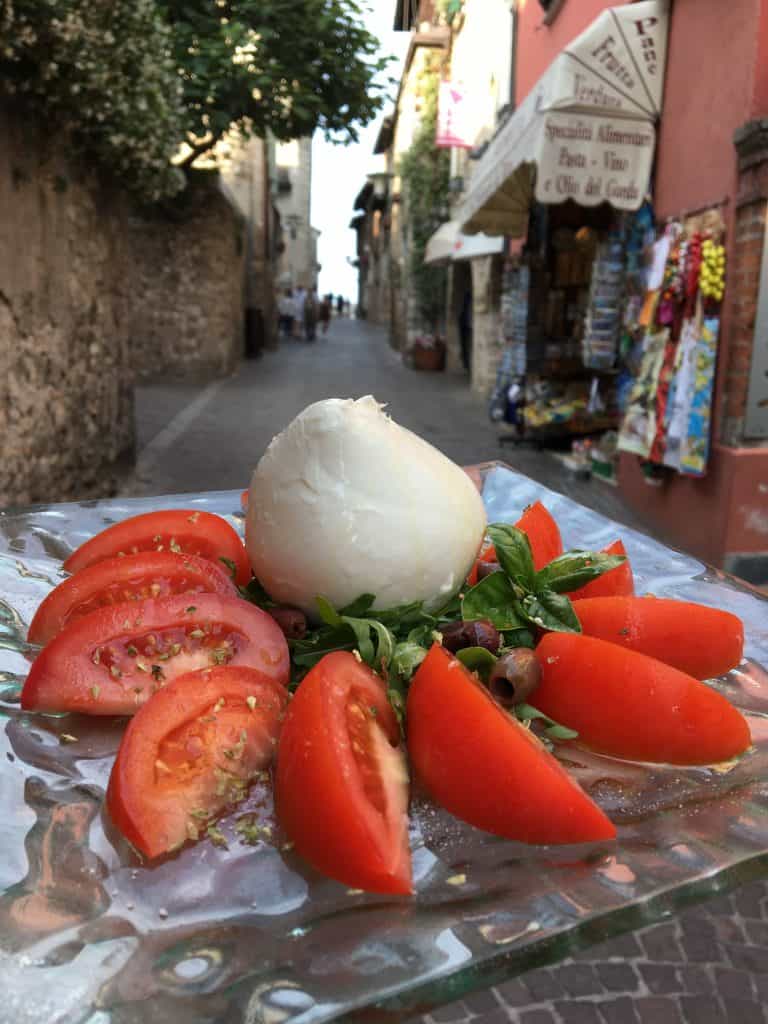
[310,2,409,304]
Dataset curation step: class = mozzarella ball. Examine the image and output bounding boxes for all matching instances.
[246,396,487,617]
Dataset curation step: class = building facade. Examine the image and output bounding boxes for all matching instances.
[392,0,768,580]
[273,137,320,292]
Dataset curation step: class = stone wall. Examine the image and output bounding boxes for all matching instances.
[127,176,246,380]
[0,106,248,506]
[0,105,134,507]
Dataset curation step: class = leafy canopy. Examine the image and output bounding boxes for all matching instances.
[0,0,391,200]
[163,0,392,165]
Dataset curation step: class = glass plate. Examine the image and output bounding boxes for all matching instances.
[1,463,767,1024]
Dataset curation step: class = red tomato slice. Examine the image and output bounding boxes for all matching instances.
[567,540,634,601]
[515,501,563,571]
[572,595,744,679]
[466,541,499,586]
[21,594,289,716]
[106,666,287,858]
[534,633,751,765]
[275,651,411,895]
[28,552,238,646]
[407,644,616,845]
[63,509,251,586]
[240,488,249,510]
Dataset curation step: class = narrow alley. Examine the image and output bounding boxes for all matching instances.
[123,318,647,541]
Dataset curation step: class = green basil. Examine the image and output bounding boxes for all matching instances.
[520,589,581,633]
[456,646,497,682]
[487,524,535,588]
[462,573,526,630]
[515,702,578,740]
[316,595,342,626]
[535,552,627,594]
[338,593,376,616]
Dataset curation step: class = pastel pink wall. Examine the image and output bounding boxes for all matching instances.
[515,0,612,103]
[653,0,760,219]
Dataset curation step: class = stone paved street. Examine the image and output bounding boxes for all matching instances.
[124,319,768,1023]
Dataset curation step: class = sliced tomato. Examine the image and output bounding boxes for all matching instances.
[63,509,251,586]
[466,541,499,587]
[407,644,616,845]
[28,552,238,646]
[275,651,411,895]
[572,595,744,679]
[567,540,634,601]
[21,594,289,716]
[534,633,751,765]
[515,501,563,571]
[107,666,287,858]
[240,488,249,510]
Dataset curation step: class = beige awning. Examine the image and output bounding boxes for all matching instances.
[424,220,506,264]
[459,0,669,236]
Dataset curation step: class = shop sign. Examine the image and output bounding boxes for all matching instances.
[436,82,475,149]
[458,1,669,234]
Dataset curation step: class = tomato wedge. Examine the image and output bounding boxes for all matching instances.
[407,644,616,845]
[275,651,411,895]
[515,501,563,571]
[107,666,287,858]
[567,540,634,601]
[28,552,238,646]
[572,595,744,679]
[63,509,251,586]
[533,633,751,765]
[21,594,289,716]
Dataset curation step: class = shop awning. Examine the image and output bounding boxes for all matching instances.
[424,220,505,264]
[459,0,668,236]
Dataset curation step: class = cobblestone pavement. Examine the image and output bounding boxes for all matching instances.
[126,319,768,1023]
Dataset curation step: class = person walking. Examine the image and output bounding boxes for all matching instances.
[293,286,307,339]
[304,288,318,342]
[319,294,332,336]
[278,288,296,339]
[336,294,344,318]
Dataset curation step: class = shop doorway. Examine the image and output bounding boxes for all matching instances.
[453,260,473,373]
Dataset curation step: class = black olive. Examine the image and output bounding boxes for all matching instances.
[441,619,501,654]
[269,606,307,640]
[488,648,541,707]
[477,560,502,581]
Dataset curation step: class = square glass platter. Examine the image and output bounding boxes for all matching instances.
[1,462,767,1024]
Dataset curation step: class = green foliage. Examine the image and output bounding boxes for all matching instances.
[398,61,450,331]
[162,0,391,162]
[0,0,186,201]
[0,0,389,202]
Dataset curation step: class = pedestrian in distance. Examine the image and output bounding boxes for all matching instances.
[304,288,318,342]
[294,286,307,339]
[319,294,332,335]
[336,294,344,318]
[278,288,296,339]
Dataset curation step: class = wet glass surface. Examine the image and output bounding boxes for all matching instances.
[0,464,767,1023]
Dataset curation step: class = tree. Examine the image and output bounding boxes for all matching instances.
[162,0,391,167]
[0,0,390,199]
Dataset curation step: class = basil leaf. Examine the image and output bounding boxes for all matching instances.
[520,589,581,633]
[535,552,627,594]
[364,618,395,668]
[391,640,428,680]
[387,679,407,730]
[500,628,535,650]
[487,524,535,588]
[456,646,497,682]
[369,601,428,628]
[515,703,578,740]
[462,573,526,630]
[338,593,376,616]
[316,595,343,627]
